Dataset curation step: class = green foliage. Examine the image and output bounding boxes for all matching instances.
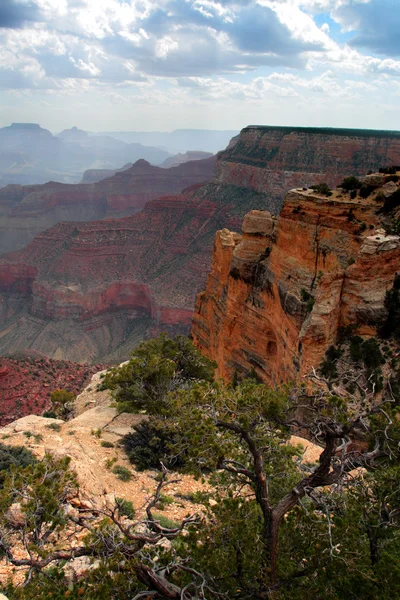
[115,497,135,519]
[311,182,332,196]
[112,465,132,481]
[151,512,180,529]
[0,453,79,573]
[3,372,400,599]
[50,389,75,420]
[156,493,174,510]
[387,217,400,235]
[42,410,57,419]
[379,165,400,174]
[340,175,362,191]
[349,335,364,362]
[0,443,37,487]
[300,288,315,313]
[169,380,296,481]
[100,440,114,448]
[359,184,374,198]
[102,334,216,414]
[46,422,61,431]
[122,417,187,471]
[320,345,341,378]
[360,338,385,370]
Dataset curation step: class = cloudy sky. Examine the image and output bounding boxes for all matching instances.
[0,0,399,132]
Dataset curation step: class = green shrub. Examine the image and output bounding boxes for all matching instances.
[43,411,57,419]
[151,513,181,529]
[112,465,132,481]
[100,440,114,448]
[361,338,385,371]
[46,422,61,431]
[379,165,400,174]
[380,275,400,340]
[340,176,362,191]
[50,389,75,420]
[349,336,364,362]
[359,184,374,198]
[156,493,174,510]
[320,345,341,379]
[115,497,135,519]
[102,334,216,414]
[122,418,187,471]
[0,443,37,487]
[385,174,399,183]
[300,288,315,313]
[311,182,332,196]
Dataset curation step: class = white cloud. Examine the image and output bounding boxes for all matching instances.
[0,0,400,131]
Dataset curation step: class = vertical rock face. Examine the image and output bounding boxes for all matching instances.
[193,177,400,384]
[2,125,400,363]
[214,126,400,213]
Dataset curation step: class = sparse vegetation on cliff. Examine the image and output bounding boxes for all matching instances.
[102,334,215,414]
[339,175,362,191]
[1,333,400,599]
[310,182,332,196]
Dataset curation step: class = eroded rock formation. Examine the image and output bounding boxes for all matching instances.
[0,157,216,254]
[0,357,102,425]
[1,126,400,363]
[193,176,400,384]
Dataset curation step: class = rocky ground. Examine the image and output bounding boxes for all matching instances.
[0,357,104,426]
[0,368,323,586]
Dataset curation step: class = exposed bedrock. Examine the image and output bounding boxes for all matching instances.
[1,125,400,362]
[0,157,216,254]
[193,178,400,384]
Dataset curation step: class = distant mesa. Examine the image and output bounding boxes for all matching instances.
[57,126,89,141]
[0,122,173,186]
[0,125,400,363]
[10,123,42,130]
[81,162,133,184]
[0,155,216,254]
[161,151,214,168]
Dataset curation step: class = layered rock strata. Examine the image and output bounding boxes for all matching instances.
[0,157,216,254]
[1,126,400,362]
[193,178,400,384]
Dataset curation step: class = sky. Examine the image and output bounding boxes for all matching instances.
[0,0,400,133]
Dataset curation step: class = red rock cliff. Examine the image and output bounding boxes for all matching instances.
[193,175,400,384]
[0,157,216,254]
[2,126,400,363]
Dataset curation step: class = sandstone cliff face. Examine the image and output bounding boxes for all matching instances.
[213,125,400,213]
[193,178,400,384]
[1,126,400,363]
[0,157,216,254]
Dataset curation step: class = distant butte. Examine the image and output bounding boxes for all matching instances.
[0,125,400,363]
[0,156,216,254]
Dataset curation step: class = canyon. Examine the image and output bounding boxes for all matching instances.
[193,173,400,384]
[1,125,400,363]
[0,156,215,254]
[0,356,102,425]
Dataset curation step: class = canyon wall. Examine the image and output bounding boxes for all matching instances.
[0,157,216,254]
[193,175,400,384]
[1,126,400,363]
